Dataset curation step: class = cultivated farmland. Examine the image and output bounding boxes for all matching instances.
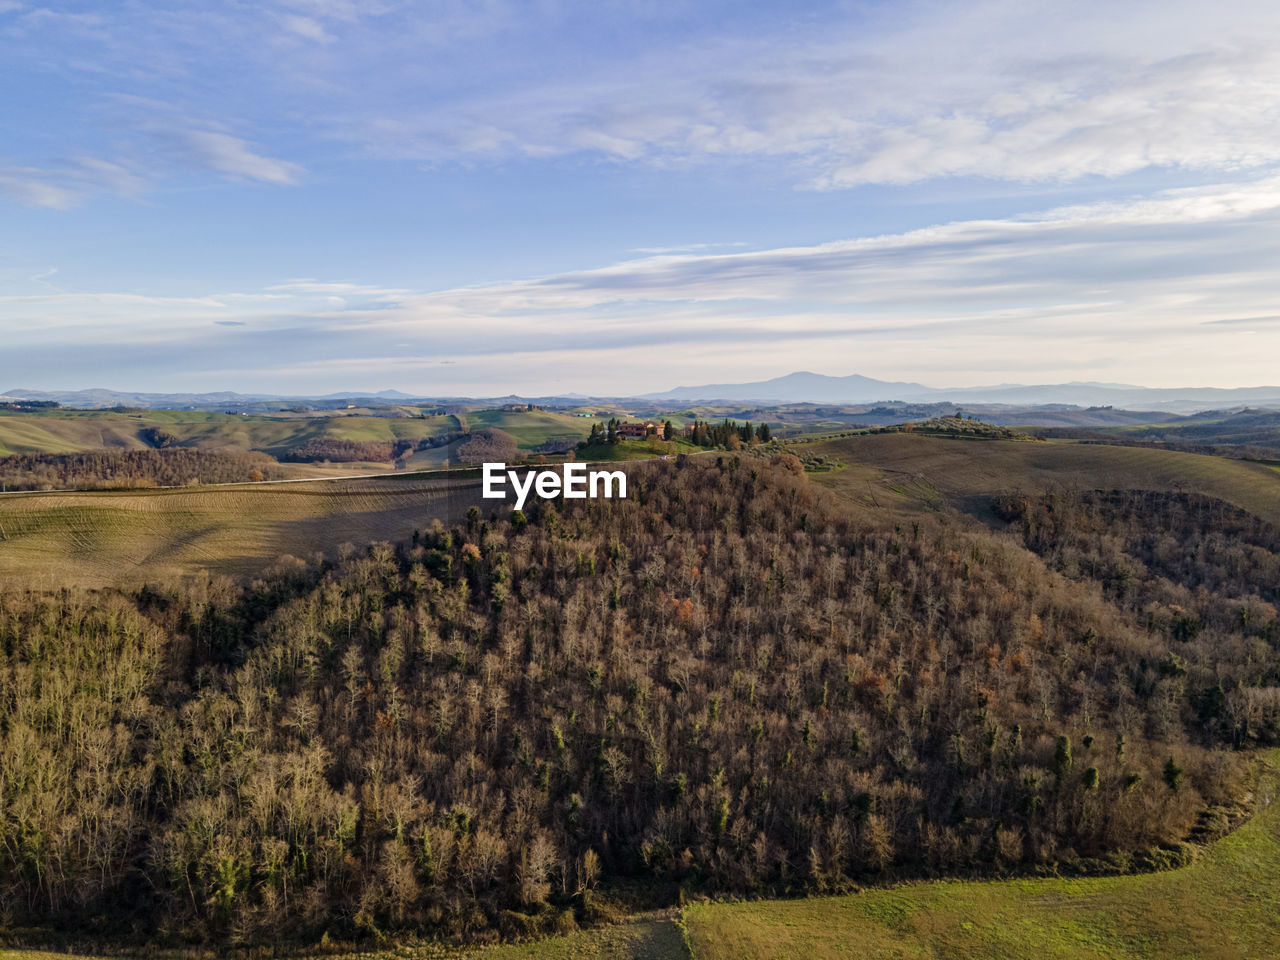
[0,472,487,586]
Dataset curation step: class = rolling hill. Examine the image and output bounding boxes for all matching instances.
[799,432,1280,525]
[0,472,487,587]
[0,407,597,463]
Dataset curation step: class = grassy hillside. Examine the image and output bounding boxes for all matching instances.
[0,409,455,457]
[1039,408,1280,453]
[575,437,697,461]
[468,409,600,449]
[684,751,1280,960]
[0,473,487,586]
[800,433,1280,523]
[0,408,598,460]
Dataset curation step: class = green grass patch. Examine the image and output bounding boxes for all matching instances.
[576,438,694,462]
[467,410,591,449]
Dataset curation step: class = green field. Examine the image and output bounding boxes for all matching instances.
[575,437,697,461]
[801,432,1280,523]
[0,472,487,586]
[468,409,601,448]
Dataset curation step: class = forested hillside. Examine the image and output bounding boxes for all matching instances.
[1,458,1276,946]
[0,449,291,490]
[994,489,1280,745]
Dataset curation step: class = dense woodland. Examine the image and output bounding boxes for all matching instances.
[0,449,291,491]
[0,459,1277,946]
[0,401,59,411]
[456,429,519,465]
[994,489,1280,745]
[284,439,413,463]
[686,419,770,447]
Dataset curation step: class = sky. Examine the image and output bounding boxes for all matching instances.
[3,0,1280,397]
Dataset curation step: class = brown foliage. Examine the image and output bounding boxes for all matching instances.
[0,448,288,490]
[0,463,1269,945]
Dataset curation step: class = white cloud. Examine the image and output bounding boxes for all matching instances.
[281,14,333,43]
[6,0,1278,210]
[72,157,144,196]
[0,157,143,208]
[265,280,410,297]
[374,176,1280,325]
[10,175,1278,391]
[326,0,1280,188]
[181,130,303,185]
[0,169,79,209]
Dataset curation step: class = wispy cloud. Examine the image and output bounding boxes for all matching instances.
[5,0,1279,210]
[630,242,749,254]
[0,169,79,209]
[3,1,1278,395]
[265,280,409,297]
[322,1,1280,188]
[180,129,303,185]
[1202,315,1280,326]
[6,176,1280,392]
[280,14,334,44]
[0,157,144,209]
[379,177,1280,326]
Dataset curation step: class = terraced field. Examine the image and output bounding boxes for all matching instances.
[0,472,487,586]
[803,433,1280,524]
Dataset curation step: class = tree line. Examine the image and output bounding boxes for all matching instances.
[456,429,520,465]
[686,420,770,447]
[0,449,291,491]
[582,419,675,446]
[283,439,415,463]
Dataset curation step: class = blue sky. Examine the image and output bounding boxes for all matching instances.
[3,0,1280,396]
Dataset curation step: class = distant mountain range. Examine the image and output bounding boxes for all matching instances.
[6,374,1280,414]
[642,371,1280,413]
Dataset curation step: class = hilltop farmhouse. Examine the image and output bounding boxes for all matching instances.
[615,421,666,439]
